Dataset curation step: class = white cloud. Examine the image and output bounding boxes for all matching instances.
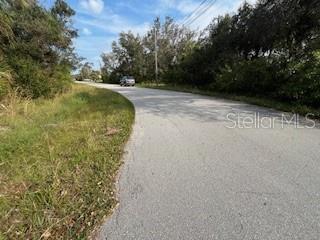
[74,8,149,68]
[82,27,92,35]
[176,0,200,14]
[80,0,104,14]
[77,12,149,36]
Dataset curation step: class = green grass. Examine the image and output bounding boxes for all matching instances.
[0,84,134,239]
[139,82,320,119]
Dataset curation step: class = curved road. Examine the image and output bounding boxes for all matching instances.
[86,83,320,240]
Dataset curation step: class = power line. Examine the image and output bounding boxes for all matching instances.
[181,0,212,26]
[184,0,218,27]
[181,0,218,27]
[180,0,210,25]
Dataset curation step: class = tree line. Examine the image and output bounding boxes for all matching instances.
[101,0,320,107]
[0,0,78,99]
[101,16,196,84]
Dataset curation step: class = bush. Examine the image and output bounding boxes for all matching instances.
[8,56,72,98]
[215,58,282,96]
[214,55,320,108]
[50,64,73,96]
[162,66,184,85]
[9,56,51,98]
[101,74,109,83]
[279,52,320,107]
[102,72,120,84]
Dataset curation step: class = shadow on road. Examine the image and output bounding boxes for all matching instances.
[112,86,317,128]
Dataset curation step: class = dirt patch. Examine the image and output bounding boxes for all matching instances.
[0,125,10,132]
[106,127,120,136]
[0,178,31,197]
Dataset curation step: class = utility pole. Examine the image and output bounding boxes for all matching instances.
[154,27,158,85]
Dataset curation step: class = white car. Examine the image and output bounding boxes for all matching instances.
[120,76,135,86]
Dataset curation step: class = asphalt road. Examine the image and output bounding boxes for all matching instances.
[85,83,320,240]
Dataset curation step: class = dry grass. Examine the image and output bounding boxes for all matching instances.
[0,84,134,239]
[0,88,32,118]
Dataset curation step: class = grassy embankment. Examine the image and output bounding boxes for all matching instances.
[0,84,134,239]
[139,82,320,119]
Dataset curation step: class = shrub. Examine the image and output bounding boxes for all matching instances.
[8,56,51,98]
[8,56,72,98]
[215,58,282,96]
[102,72,120,84]
[50,64,73,96]
[279,52,320,107]
[162,66,184,85]
[101,73,109,83]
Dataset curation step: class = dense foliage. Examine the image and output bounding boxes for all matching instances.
[0,0,78,99]
[102,0,320,107]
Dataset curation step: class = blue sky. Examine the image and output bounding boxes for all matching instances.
[42,0,255,69]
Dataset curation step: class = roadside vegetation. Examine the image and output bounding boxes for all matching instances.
[0,2,136,238]
[0,84,134,239]
[101,0,320,113]
[0,0,78,100]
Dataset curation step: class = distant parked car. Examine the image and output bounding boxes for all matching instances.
[120,76,135,86]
